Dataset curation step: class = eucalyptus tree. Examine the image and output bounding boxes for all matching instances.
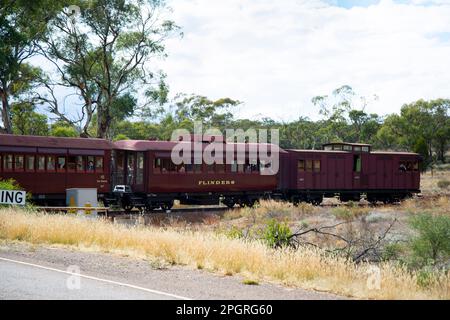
[39,0,180,138]
[0,0,65,133]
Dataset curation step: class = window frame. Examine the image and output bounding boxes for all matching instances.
[306,160,313,172]
[95,156,104,173]
[25,155,35,172]
[47,155,56,172]
[57,156,66,173]
[14,154,25,172]
[298,160,305,172]
[313,160,321,172]
[37,155,46,172]
[3,154,13,172]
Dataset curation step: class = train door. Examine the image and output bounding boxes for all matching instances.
[112,150,126,187]
[376,158,393,189]
[376,159,384,189]
[353,154,361,189]
[122,151,145,192]
[327,156,345,190]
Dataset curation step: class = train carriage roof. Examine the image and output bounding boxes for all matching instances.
[113,140,287,153]
[0,134,113,149]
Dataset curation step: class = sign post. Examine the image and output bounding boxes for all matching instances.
[0,190,26,206]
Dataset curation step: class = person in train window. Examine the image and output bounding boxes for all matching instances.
[87,161,95,171]
[399,163,407,172]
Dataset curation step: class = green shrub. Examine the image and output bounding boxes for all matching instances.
[0,178,22,191]
[262,219,292,248]
[225,226,244,240]
[408,213,450,268]
[437,180,450,189]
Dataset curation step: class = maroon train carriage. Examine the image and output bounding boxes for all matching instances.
[111,137,283,210]
[0,134,422,210]
[0,134,113,206]
[282,142,421,205]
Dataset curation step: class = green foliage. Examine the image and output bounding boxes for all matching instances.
[113,134,130,141]
[0,178,22,191]
[262,219,292,248]
[225,226,244,240]
[377,99,449,166]
[0,0,65,133]
[50,125,78,137]
[43,0,181,138]
[413,137,430,171]
[11,102,49,136]
[408,213,450,268]
[382,243,404,261]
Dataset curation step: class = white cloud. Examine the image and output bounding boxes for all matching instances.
[158,0,450,121]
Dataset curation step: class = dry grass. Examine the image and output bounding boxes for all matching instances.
[421,171,450,195]
[0,208,449,299]
[399,196,450,215]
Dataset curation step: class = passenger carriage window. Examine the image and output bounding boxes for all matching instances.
[154,158,161,173]
[324,146,333,151]
[15,155,24,171]
[343,145,352,151]
[413,161,419,171]
[95,156,104,173]
[161,158,175,173]
[313,160,321,172]
[37,156,45,171]
[238,163,244,173]
[67,156,76,172]
[306,160,313,172]
[26,155,35,171]
[0,155,2,171]
[399,161,407,172]
[87,156,95,172]
[47,156,55,171]
[354,146,361,152]
[4,154,13,171]
[298,160,305,172]
[76,156,85,172]
[57,156,66,172]
[333,145,343,151]
[362,146,369,152]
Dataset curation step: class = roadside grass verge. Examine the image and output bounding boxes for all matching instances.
[0,208,448,299]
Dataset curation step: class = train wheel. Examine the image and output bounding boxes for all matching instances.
[161,201,174,211]
[223,198,236,209]
[123,205,133,212]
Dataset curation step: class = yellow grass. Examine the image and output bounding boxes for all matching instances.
[421,171,450,195]
[0,208,449,299]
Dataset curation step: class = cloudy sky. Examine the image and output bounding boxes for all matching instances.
[157,0,450,121]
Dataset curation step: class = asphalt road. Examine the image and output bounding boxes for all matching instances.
[0,257,188,300]
[0,242,344,300]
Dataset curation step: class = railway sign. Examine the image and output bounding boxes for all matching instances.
[0,190,26,206]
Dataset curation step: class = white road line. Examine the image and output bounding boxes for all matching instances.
[0,256,191,300]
